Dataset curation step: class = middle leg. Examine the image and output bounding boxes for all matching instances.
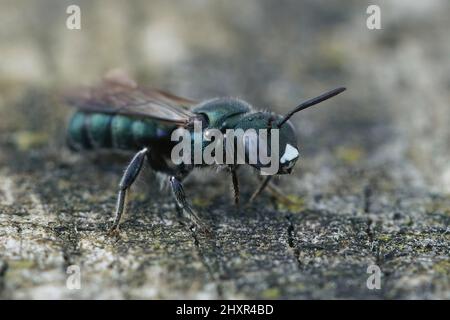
[169,176,210,233]
[230,165,240,207]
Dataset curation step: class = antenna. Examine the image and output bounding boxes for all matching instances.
[277,87,346,128]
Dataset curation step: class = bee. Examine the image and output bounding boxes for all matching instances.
[66,71,345,234]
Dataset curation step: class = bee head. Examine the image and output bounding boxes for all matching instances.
[233,112,299,175]
[230,87,345,175]
[274,86,346,174]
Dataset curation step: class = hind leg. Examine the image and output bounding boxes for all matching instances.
[108,148,149,234]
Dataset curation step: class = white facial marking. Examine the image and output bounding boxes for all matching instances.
[280,144,299,164]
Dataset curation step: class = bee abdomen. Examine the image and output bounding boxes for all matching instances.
[67,112,170,151]
[67,112,95,150]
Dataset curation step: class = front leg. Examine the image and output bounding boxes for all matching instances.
[249,175,271,203]
[249,175,297,207]
[169,176,210,233]
[109,147,148,234]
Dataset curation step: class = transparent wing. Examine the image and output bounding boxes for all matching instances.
[65,74,199,126]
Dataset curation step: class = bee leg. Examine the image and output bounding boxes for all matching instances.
[108,147,148,235]
[230,166,240,207]
[175,203,184,219]
[249,175,272,203]
[169,176,210,234]
[266,182,298,207]
[249,175,297,207]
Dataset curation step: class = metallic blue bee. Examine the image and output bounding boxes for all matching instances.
[66,72,345,234]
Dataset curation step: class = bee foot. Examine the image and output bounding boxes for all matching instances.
[107,226,121,237]
[190,222,212,237]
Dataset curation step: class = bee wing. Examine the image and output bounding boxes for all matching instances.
[65,74,199,126]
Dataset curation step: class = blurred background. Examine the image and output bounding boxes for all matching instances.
[0,0,449,193]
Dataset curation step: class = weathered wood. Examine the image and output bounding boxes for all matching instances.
[0,0,449,300]
[0,136,448,299]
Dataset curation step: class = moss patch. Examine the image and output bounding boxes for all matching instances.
[276,195,305,212]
